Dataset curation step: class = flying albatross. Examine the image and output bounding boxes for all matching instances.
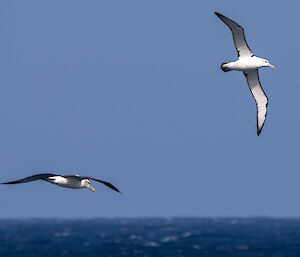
[0,173,121,193]
[215,12,274,136]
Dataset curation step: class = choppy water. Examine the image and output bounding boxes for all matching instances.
[0,218,300,257]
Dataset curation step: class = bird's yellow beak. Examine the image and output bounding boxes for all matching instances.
[88,185,96,192]
[268,63,275,69]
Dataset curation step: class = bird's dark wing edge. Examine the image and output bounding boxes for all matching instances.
[214,12,252,58]
[0,173,58,184]
[85,177,121,193]
[215,12,242,29]
[243,70,268,136]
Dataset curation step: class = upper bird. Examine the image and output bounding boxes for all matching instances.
[0,173,121,193]
[215,12,274,136]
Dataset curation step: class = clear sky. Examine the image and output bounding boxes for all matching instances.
[0,0,297,218]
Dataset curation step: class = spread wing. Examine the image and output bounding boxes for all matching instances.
[0,173,57,184]
[85,177,121,193]
[215,12,253,58]
[243,70,268,136]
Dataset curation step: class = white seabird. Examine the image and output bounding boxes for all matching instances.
[215,12,274,136]
[0,173,121,193]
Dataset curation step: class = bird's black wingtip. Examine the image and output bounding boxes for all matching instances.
[257,129,262,136]
[111,185,121,194]
[112,185,121,194]
[215,12,221,17]
[107,183,121,194]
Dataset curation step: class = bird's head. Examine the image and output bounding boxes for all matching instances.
[262,59,275,69]
[82,179,95,192]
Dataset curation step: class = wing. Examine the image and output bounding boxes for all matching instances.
[85,177,121,193]
[243,70,268,136]
[0,173,58,184]
[215,12,253,58]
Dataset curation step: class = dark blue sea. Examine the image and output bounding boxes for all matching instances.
[0,218,299,257]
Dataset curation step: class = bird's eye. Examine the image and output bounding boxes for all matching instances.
[265,61,268,63]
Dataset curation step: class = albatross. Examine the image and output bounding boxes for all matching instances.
[215,12,274,136]
[0,173,121,193]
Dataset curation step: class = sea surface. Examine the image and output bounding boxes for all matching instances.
[0,218,299,257]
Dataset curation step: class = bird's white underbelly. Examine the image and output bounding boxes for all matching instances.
[227,58,260,71]
[47,176,81,189]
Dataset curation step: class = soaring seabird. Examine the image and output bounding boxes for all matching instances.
[215,12,274,136]
[0,173,121,193]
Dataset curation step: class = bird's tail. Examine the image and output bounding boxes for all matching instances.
[221,62,232,72]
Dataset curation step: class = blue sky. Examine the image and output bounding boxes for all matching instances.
[0,0,298,218]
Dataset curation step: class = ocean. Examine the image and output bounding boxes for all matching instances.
[0,218,299,257]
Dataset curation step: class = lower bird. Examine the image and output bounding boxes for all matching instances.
[215,12,275,136]
[0,173,120,193]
